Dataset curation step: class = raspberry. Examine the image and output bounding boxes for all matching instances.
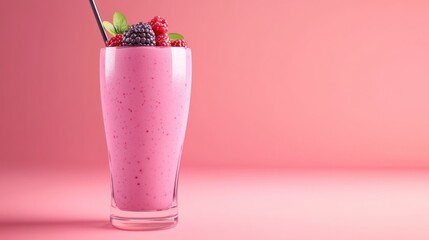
[155,33,171,46]
[106,34,123,47]
[122,22,156,46]
[149,16,168,35]
[171,40,188,48]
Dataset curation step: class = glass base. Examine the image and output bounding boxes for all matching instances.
[110,206,178,231]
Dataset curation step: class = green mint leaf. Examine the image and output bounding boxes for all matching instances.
[168,33,184,41]
[102,21,117,36]
[113,12,129,34]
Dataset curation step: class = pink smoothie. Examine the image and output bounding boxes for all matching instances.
[100,47,191,211]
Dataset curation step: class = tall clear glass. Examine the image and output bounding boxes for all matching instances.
[99,47,192,230]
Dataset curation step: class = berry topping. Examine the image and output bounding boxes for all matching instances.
[106,34,123,47]
[171,39,188,48]
[102,12,188,48]
[149,16,168,35]
[155,33,171,47]
[122,22,156,46]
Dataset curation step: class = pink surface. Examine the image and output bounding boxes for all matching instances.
[1,0,429,170]
[1,168,429,239]
[100,47,191,210]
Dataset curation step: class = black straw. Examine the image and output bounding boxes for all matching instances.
[89,0,108,45]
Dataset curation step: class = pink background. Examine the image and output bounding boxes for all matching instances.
[2,0,429,239]
[2,0,429,170]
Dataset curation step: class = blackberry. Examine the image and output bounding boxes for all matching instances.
[122,22,156,46]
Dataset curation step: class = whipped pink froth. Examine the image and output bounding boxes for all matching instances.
[100,47,192,211]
